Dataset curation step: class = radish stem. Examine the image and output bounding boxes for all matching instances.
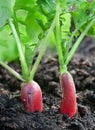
[65,17,95,65]
[55,2,66,74]
[8,19,29,80]
[30,12,58,80]
[0,61,24,81]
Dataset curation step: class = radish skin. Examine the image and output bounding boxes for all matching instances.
[21,81,43,112]
[60,72,77,118]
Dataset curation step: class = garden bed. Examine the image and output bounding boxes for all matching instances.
[0,38,95,130]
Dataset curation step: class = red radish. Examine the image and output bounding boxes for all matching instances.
[21,81,43,112]
[60,72,77,118]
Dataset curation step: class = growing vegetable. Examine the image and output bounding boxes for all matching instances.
[60,72,76,118]
[0,0,95,117]
[21,81,42,112]
[54,1,95,118]
[0,0,57,112]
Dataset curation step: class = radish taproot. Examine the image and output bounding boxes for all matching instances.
[60,72,77,118]
[21,81,43,112]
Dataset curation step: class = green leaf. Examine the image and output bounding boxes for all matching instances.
[72,1,95,29]
[0,0,14,28]
[14,0,37,10]
[80,21,95,37]
[25,6,47,43]
[0,25,18,62]
[37,0,56,16]
[60,13,71,60]
[25,43,37,69]
[67,0,86,7]
[87,22,95,37]
[60,13,71,40]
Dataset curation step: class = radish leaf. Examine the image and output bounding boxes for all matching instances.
[0,0,14,28]
[25,43,37,69]
[72,1,95,29]
[25,6,47,43]
[14,0,37,11]
[0,25,18,62]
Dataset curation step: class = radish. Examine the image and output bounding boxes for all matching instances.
[1,0,95,115]
[0,10,56,113]
[21,81,43,112]
[60,72,77,118]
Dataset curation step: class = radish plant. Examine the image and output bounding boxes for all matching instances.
[0,0,95,116]
[54,0,95,118]
[0,0,57,112]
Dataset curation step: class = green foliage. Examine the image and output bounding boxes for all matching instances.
[87,23,95,37]
[37,0,56,16]
[0,0,17,62]
[0,26,18,62]
[66,0,87,8]
[72,1,95,29]
[0,0,14,28]
[25,6,47,43]
[14,0,37,10]
[0,0,95,71]
[60,13,71,41]
[25,43,37,69]
[60,13,71,60]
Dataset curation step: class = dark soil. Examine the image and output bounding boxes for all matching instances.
[0,37,95,130]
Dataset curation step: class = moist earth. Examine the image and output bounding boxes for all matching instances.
[0,37,95,130]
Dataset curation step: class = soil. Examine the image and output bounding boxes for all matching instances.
[0,37,95,130]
